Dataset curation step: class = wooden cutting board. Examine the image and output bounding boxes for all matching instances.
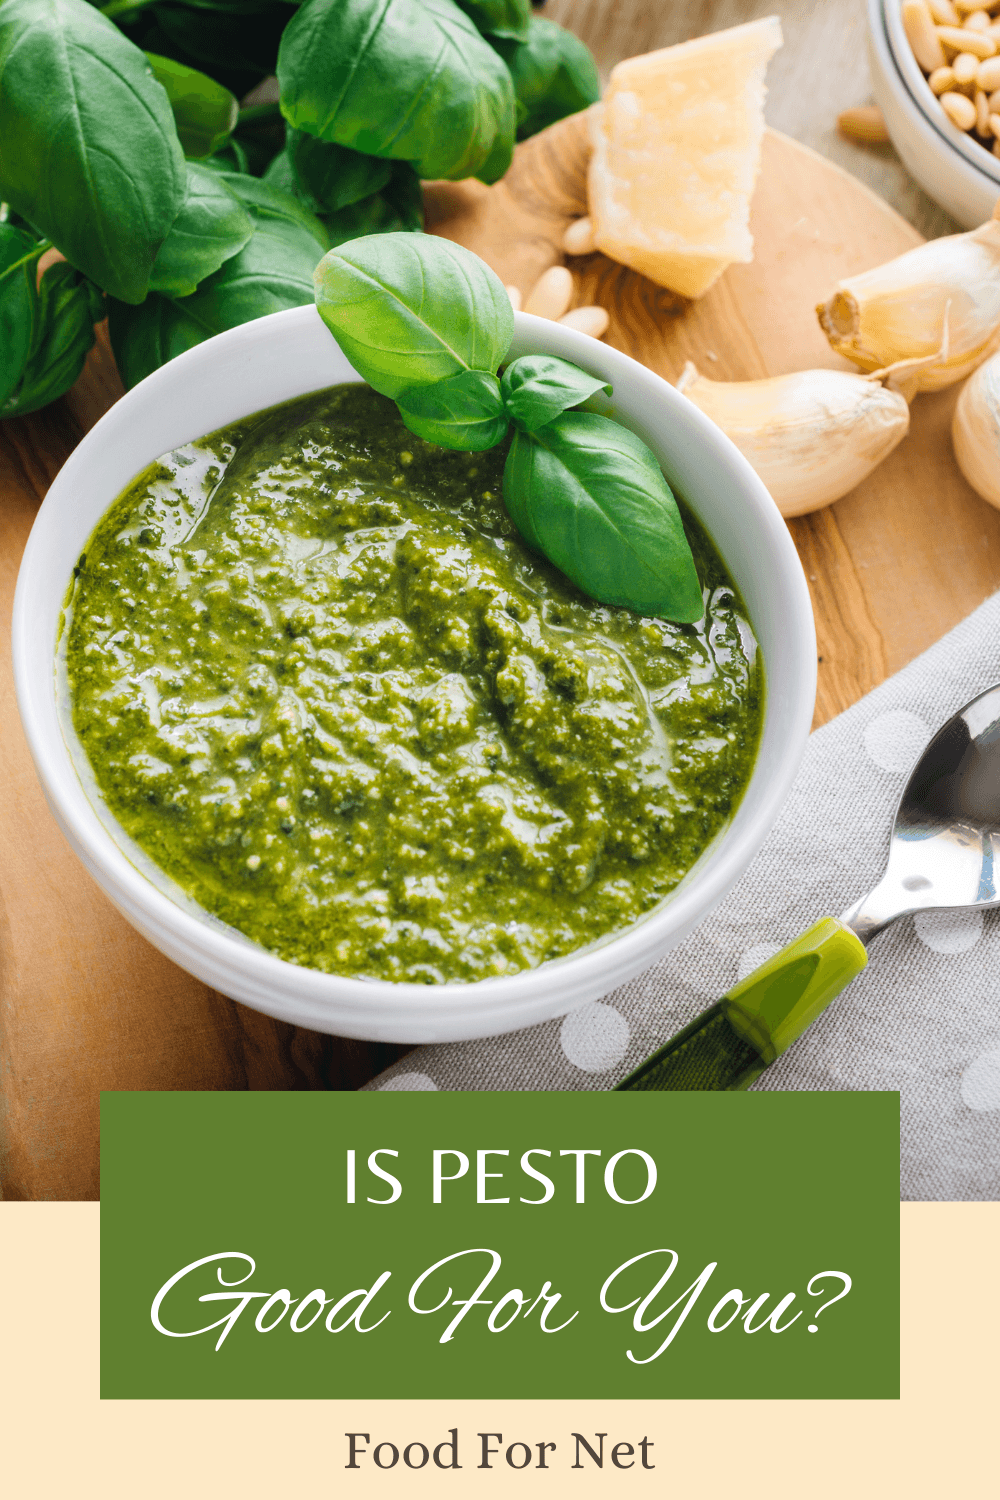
[2,118,998,1201]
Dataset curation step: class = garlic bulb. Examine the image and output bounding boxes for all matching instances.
[676,362,910,517]
[816,205,1000,397]
[952,348,1000,507]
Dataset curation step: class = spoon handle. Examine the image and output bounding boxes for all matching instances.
[615,918,868,1091]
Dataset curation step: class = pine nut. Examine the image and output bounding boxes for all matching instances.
[900,0,1000,159]
[936,23,997,54]
[904,1,947,68]
[953,49,982,84]
[929,64,957,89]
[562,217,596,256]
[976,87,992,129]
[940,87,979,124]
[523,266,574,320]
[505,284,522,311]
[991,110,1000,135]
[837,105,890,142]
[558,306,610,339]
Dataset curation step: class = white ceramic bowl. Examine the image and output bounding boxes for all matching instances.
[869,0,1000,229]
[13,306,815,1043]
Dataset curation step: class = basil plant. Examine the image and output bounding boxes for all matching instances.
[0,0,598,413]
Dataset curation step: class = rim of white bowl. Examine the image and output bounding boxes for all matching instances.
[880,0,1000,188]
[13,305,816,1043]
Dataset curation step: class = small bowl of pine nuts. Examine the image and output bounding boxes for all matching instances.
[868,0,1000,226]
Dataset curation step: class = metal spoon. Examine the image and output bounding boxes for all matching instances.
[616,680,1000,1092]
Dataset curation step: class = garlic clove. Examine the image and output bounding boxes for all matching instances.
[872,304,952,400]
[816,214,1000,392]
[675,362,910,516]
[952,348,1000,505]
[505,284,523,312]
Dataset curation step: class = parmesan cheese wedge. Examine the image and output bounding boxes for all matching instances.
[588,17,783,299]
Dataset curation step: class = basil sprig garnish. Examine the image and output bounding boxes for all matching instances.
[395,370,508,451]
[314,232,514,399]
[314,233,703,624]
[501,353,611,432]
[504,412,704,620]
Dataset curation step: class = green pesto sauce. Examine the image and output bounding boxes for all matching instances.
[66,385,762,984]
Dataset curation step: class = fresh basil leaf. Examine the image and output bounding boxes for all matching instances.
[0,222,40,273]
[277,0,515,183]
[6,259,103,415]
[0,224,40,406]
[109,203,324,387]
[313,231,513,399]
[201,137,250,174]
[318,163,424,248]
[261,148,297,197]
[230,99,286,177]
[277,127,393,216]
[472,125,519,186]
[144,51,238,157]
[453,0,529,42]
[0,207,39,236]
[501,354,611,434]
[209,171,330,249]
[496,17,600,140]
[396,369,508,450]
[148,162,253,296]
[379,161,424,231]
[0,0,186,303]
[108,291,204,388]
[152,0,289,12]
[103,0,280,16]
[147,2,288,93]
[502,411,704,622]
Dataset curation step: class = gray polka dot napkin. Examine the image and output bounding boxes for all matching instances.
[367,593,1000,1202]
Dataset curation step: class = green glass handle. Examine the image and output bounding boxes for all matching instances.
[615,918,868,1092]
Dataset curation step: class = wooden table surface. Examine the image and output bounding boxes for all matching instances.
[3,1,998,1200]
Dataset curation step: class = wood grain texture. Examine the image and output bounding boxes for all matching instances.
[4,2,999,1199]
